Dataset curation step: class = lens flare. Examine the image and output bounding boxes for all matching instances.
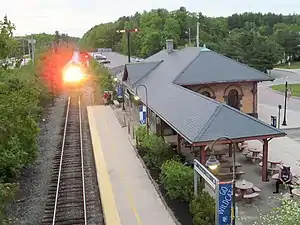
[63,65,84,82]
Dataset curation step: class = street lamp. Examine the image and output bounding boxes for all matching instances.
[134,84,149,133]
[282,81,288,126]
[205,155,220,170]
[206,136,236,225]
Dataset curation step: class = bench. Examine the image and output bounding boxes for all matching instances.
[113,100,120,107]
[245,154,261,163]
[252,186,261,192]
[243,192,260,202]
[218,171,245,180]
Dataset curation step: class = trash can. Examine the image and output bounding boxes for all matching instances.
[271,116,277,128]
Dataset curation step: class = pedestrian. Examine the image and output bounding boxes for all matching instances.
[273,165,293,196]
[287,88,292,101]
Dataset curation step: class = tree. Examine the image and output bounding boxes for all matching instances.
[80,9,300,69]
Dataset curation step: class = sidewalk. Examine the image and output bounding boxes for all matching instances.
[258,103,300,129]
[247,137,300,176]
[87,105,176,225]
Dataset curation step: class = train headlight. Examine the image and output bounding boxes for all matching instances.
[63,65,84,83]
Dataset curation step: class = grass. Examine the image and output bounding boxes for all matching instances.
[271,83,300,97]
[276,61,300,69]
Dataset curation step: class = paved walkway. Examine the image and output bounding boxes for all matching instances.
[87,105,176,225]
[247,138,300,176]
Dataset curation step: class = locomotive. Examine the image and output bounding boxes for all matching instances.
[62,50,90,95]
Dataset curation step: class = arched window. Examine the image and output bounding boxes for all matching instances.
[201,91,211,98]
[227,89,240,110]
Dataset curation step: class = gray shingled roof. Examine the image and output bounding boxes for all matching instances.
[174,49,274,85]
[122,47,285,143]
[125,61,162,85]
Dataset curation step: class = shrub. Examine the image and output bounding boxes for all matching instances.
[135,125,148,148]
[253,198,300,225]
[160,160,194,202]
[89,59,113,92]
[189,190,215,225]
[141,134,177,170]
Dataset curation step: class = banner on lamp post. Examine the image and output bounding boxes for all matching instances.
[218,182,232,225]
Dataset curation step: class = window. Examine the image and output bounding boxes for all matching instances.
[201,91,211,98]
[227,89,240,110]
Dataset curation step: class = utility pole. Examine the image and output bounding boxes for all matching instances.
[28,35,36,64]
[116,28,139,110]
[196,22,200,47]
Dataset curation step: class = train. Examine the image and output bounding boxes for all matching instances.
[62,50,90,94]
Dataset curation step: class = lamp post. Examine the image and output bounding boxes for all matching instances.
[134,84,149,134]
[206,136,236,225]
[282,81,288,126]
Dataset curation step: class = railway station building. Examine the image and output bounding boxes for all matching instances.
[114,40,286,182]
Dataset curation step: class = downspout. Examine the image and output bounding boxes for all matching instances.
[252,82,258,118]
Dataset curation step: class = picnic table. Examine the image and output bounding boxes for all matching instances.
[245,149,262,163]
[259,160,283,175]
[235,180,260,201]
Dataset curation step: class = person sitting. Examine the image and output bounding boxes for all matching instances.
[273,165,293,195]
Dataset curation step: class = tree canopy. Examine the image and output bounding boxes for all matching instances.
[80,8,300,71]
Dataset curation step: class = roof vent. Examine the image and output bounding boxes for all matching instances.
[166,39,174,54]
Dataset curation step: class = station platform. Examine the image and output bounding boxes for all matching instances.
[87,105,176,225]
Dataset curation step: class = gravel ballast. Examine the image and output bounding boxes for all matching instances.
[8,96,67,225]
[8,85,104,225]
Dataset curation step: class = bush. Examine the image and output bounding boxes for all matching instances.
[89,59,113,92]
[160,160,194,202]
[189,190,215,225]
[135,125,148,147]
[141,133,177,170]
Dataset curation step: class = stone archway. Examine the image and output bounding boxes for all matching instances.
[196,86,216,99]
[223,85,243,110]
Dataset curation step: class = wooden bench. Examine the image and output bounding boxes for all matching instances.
[252,186,261,192]
[243,192,260,202]
[113,100,120,107]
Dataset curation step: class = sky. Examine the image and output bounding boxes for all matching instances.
[1,0,300,38]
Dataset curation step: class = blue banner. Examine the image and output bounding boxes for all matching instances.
[218,182,232,225]
[139,105,147,125]
[117,85,123,98]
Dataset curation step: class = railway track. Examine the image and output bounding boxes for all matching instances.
[43,96,87,225]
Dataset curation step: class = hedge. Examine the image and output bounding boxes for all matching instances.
[160,160,194,202]
[135,125,216,224]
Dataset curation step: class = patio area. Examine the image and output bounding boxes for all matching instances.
[164,135,300,224]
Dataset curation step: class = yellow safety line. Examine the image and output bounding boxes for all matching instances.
[103,109,143,225]
[87,107,121,225]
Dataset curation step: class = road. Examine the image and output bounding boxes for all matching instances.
[258,69,300,143]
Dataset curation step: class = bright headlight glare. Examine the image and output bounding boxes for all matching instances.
[63,66,84,82]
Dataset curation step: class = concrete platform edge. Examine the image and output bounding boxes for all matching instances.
[127,135,182,225]
[87,106,121,225]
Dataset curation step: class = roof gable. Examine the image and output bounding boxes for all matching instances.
[123,61,162,85]
[174,49,274,85]
[195,104,283,142]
